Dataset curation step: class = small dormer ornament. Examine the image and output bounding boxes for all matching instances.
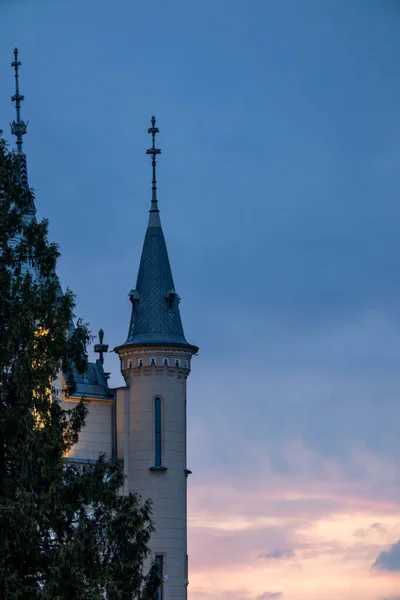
[128,289,140,311]
[166,288,181,311]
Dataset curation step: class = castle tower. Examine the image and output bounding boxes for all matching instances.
[115,117,198,600]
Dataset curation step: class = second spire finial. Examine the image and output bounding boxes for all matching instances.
[10,47,30,197]
[146,116,161,206]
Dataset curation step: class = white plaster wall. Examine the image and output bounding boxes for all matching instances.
[62,399,113,461]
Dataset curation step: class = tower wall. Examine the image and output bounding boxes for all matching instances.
[117,346,194,600]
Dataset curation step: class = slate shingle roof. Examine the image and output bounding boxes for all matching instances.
[73,360,113,400]
[124,206,196,350]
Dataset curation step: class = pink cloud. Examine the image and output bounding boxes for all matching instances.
[187,440,400,600]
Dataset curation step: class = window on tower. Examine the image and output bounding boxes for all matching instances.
[155,397,162,467]
[155,555,164,600]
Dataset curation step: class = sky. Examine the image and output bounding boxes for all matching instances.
[1,0,400,598]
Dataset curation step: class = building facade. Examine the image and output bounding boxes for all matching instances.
[9,49,197,600]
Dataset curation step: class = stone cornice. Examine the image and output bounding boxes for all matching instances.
[62,395,114,406]
[116,346,195,357]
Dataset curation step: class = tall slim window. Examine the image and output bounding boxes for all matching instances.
[155,397,162,467]
[155,554,164,600]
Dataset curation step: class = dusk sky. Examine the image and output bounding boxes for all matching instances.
[1,1,400,598]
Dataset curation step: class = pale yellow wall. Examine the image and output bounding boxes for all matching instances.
[116,386,126,460]
[62,397,114,461]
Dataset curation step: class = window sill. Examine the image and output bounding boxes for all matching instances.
[149,466,168,473]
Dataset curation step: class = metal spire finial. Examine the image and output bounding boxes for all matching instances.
[146,116,161,211]
[94,328,109,364]
[10,47,29,190]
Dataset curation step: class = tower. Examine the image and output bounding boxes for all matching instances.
[115,117,198,600]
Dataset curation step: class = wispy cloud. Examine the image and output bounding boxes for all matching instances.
[259,549,295,560]
[189,589,283,600]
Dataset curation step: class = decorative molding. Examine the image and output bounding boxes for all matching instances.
[118,348,192,357]
[121,365,190,380]
[62,395,113,406]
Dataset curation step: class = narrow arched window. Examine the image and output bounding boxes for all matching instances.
[155,397,162,467]
[155,555,164,600]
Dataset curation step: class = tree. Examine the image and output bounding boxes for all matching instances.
[0,132,160,599]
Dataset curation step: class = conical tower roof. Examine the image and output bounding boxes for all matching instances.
[123,117,197,351]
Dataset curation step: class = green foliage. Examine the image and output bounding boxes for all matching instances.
[0,132,159,599]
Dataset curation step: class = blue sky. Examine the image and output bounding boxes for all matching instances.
[1,1,400,598]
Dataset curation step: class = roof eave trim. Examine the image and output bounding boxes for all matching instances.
[114,341,199,354]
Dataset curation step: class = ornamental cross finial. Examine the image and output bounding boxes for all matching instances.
[10,48,29,190]
[94,329,109,364]
[146,116,161,206]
